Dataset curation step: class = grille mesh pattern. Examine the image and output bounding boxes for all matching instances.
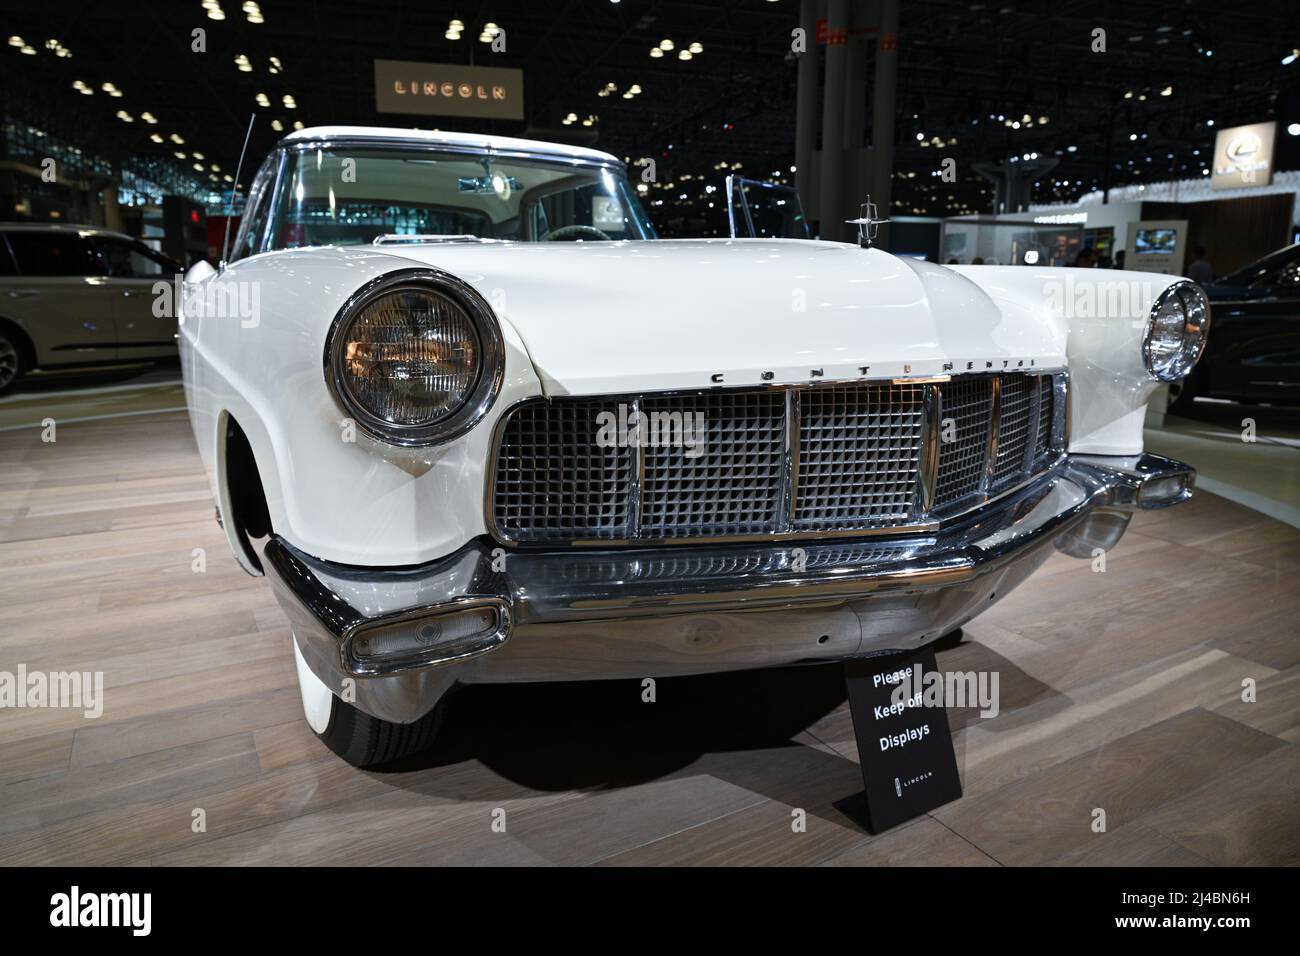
[1034,375,1054,462]
[794,383,925,529]
[492,373,1061,543]
[492,399,631,540]
[641,392,785,536]
[934,376,994,509]
[993,375,1035,488]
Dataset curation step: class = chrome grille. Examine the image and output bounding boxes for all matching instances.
[491,372,1061,544]
[934,376,994,509]
[794,382,925,530]
[491,398,632,541]
[641,392,785,537]
[993,374,1035,489]
[1033,375,1054,462]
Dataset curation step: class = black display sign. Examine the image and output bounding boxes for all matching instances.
[835,645,963,833]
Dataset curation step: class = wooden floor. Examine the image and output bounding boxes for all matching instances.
[1,411,1297,866]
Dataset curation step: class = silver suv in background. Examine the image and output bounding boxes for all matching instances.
[0,224,184,393]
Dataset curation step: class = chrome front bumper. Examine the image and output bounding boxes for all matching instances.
[264,453,1194,723]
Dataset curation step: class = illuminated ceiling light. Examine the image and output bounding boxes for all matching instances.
[116,110,134,122]
[175,151,187,158]
[292,120,303,129]
[269,55,282,73]
[255,92,270,107]
[282,94,296,108]
[622,91,633,98]
[479,22,501,42]
[1159,85,1173,96]
[235,53,252,72]
[72,80,92,94]
[1283,49,1299,66]
[445,29,460,39]
[1123,90,1133,99]
[242,2,264,24]
[649,47,663,58]
[193,151,205,159]
[628,83,641,94]
[193,162,205,171]
[141,111,157,123]
[271,118,284,131]
[20,44,35,54]
[450,19,465,30]
[688,42,703,54]
[224,174,234,182]
[170,132,185,144]
[211,163,221,171]
[204,1,227,22]
[659,39,674,51]
[149,133,163,142]
[7,36,23,47]
[678,50,692,60]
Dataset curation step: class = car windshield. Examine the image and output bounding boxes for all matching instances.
[266,146,657,248]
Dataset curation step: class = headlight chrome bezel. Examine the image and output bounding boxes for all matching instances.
[324,268,505,447]
[1143,280,1211,383]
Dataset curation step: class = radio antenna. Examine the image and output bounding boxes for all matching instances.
[220,113,257,272]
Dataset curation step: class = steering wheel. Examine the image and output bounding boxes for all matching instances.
[545,224,613,242]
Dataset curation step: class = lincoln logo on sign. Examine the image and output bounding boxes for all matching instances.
[374,59,524,120]
[1211,121,1276,189]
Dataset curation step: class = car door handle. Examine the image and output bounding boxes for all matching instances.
[6,289,39,298]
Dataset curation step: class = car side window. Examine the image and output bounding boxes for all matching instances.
[94,237,177,278]
[1258,258,1300,292]
[5,232,102,277]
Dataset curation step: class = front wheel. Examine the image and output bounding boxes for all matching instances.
[0,329,26,396]
[293,639,445,767]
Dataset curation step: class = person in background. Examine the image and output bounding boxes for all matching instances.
[971,256,985,265]
[1114,250,1126,270]
[1187,246,1215,285]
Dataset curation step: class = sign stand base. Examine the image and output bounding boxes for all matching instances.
[834,644,963,834]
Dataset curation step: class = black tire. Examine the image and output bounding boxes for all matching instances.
[0,326,27,396]
[317,694,446,768]
[1166,367,1204,416]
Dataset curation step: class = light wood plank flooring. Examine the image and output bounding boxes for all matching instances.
[1,411,1297,865]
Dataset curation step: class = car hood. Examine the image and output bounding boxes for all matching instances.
[375,238,1065,395]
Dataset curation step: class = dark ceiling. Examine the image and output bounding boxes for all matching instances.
[2,0,1297,231]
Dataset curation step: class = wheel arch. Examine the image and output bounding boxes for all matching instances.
[216,408,274,576]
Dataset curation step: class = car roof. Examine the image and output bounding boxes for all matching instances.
[0,223,138,241]
[280,125,622,166]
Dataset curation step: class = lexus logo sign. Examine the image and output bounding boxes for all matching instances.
[1212,121,1276,189]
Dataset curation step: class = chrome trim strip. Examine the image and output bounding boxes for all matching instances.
[627,397,644,538]
[916,382,941,515]
[779,389,799,532]
[1054,370,1070,453]
[281,136,627,172]
[980,374,1002,500]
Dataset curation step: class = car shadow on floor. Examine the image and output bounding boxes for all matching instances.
[386,662,853,791]
[373,629,1060,818]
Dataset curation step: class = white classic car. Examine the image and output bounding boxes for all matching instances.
[180,126,1208,766]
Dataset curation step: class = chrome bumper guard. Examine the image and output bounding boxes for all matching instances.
[264,453,1193,723]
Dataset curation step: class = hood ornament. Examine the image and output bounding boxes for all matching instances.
[845,198,890,249]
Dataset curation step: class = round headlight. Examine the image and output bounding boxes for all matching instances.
[1143,281,1210,382]
[326,270,504,445]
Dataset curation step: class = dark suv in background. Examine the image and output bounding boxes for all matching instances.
[1170,242,1300,413]
[0,224,183,393]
